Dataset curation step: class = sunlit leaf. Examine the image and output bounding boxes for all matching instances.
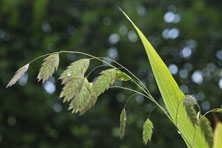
[213,123,222,148]
[120,8,208,148]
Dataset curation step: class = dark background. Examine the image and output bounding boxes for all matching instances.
[1,0,222,148]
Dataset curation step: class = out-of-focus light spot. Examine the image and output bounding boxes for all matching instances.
[128,31,137,42]
[164,12,175,23]
[67,26,75,35]
[206,63,216,72]
[112,127,120,137]
[186,39,197,49]
[108,47,118,60]
[116,93,125,103]
[119,25,128,35]
[184,63,193,71]
[164,11,180,23]
[42,23,51,33]
[43,77,56,94]
[168,64,178,75]
[180,47,192,58]
[162,28,179,39]
[103,17,111,26]
[201,101,210,111]
[216,50,222,60]
[7,116,16,126]
[162,29,170,39]
[135,95,144,104]
[180,85,188,94]
[0,29,6,39]
[219,79,222,89]
[192,71,203,84]
[18,73,28,86]
[103,56,112,66]
[137,5,146,16]
[179,69,188,78]
[168,28,179,39]
[195,92,205,101]
[53,103,62,113]
[109,34,120,45]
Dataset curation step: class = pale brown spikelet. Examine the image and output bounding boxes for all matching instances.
[6,64,29,88]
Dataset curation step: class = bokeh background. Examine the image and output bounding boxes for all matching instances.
[1,0,222,148]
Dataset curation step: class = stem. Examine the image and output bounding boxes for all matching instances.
[110,86,173,122]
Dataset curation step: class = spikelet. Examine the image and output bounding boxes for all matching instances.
[59,77,84,103]
[199,115,213,148]
[183,95,199,127]
[37,53,59,83]
[120,108,127,140]
[91,68,116,96]
[78,68,116,115]
[59,59,90,84]
[142,118,154,145]
[116,70,131,81]
[68,78,91,114]
[6,64,29,88]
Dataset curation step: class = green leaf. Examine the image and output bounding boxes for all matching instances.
[59,59,90,84]
[142,118,154,145]
[6,64,29,88]
[116,70,131,81]
[199,116,213,148]
[68,78,91,114]
[120,108,127,140]
[183,98,199,127]
[120,9,209,148]
[37,53,59,83]
[213,123,222,148]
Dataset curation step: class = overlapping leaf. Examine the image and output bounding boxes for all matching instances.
[120,108,127,140]
[6,64,29,88]
[37,53,59,83]
[142,118,154,145]
[199,116,213,148]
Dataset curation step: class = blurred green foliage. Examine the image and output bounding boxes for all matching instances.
[0,0,222,148]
